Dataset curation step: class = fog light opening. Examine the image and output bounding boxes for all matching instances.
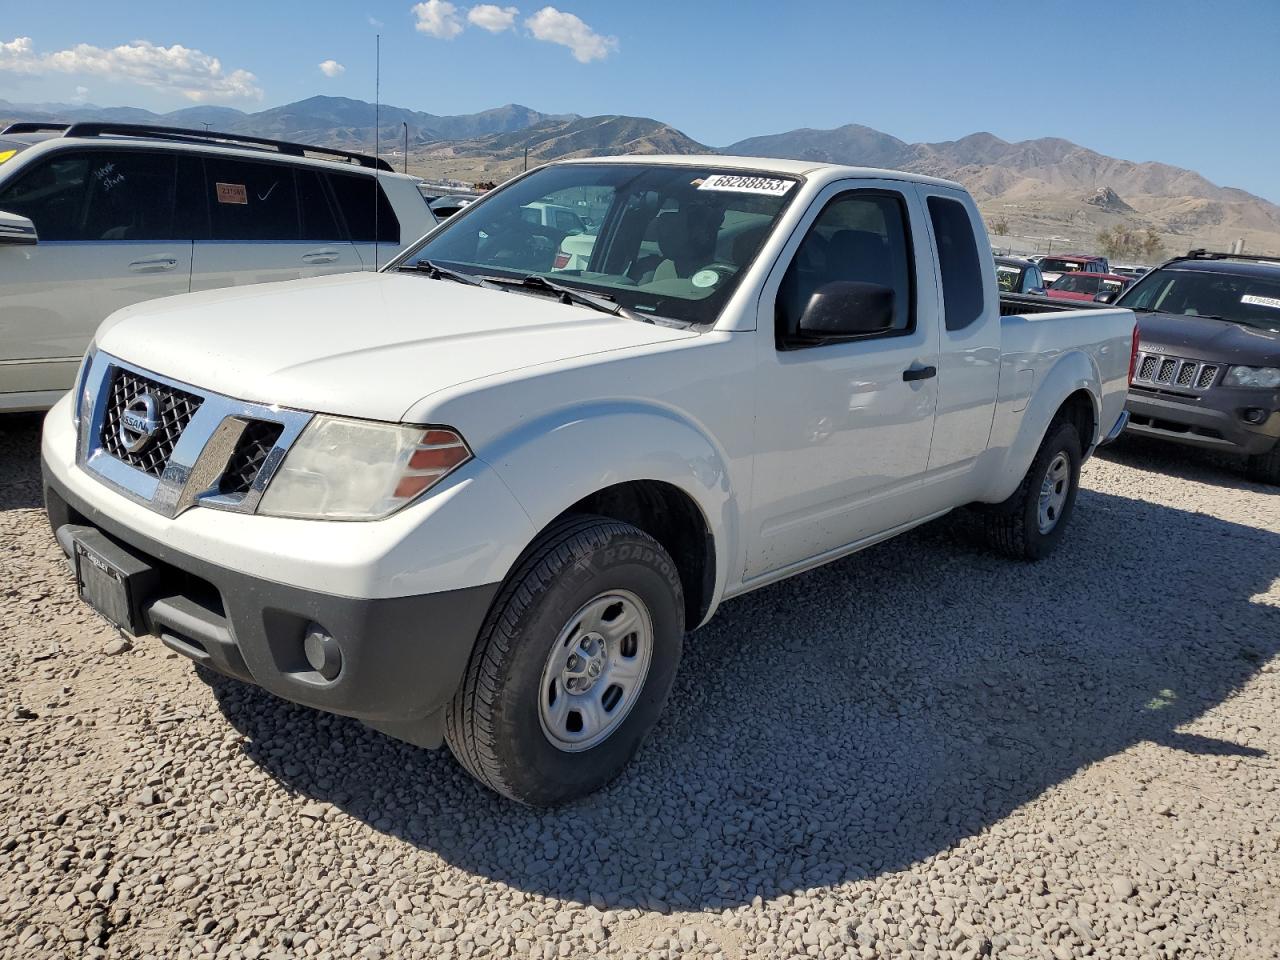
[1241,407,1268,425]
[303,623,342,680]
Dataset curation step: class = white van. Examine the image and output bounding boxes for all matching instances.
[0,122,436,412]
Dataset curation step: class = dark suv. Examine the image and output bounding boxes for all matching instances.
[1116,250,1280,483]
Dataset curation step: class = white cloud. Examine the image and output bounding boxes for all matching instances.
[525,7,616,62]
[468,4,518,32]
[368,15,385,27]
[318,58,346,78]
[0,36,262,102]
[411,0,465,39]
[73,85,89,102]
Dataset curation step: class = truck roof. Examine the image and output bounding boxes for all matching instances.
[1165,258,1280,279]
[555,153,968,191]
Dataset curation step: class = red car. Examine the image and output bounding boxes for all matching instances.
[1039,254,1110,286]
[1046,272,1134,303]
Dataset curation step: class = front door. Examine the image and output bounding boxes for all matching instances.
[0,149,191,399]
[745,182,940,581]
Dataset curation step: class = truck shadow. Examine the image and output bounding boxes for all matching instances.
[207,481,1279,910]
[1097,432,1277,492]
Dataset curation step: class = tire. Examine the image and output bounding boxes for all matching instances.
[1246,444,1280,485]
[979,420,1083,561]
[445,514,684,805]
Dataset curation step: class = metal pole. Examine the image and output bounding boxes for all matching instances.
[403,122,408,174]
[524,147,529,172]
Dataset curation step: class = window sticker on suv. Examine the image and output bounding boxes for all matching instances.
[1242,294,1280,310]
[216,182,248,205]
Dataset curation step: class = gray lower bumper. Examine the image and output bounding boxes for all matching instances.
[43,467,498,749]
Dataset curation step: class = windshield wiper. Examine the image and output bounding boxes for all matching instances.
[400,259,495,288]
[481,274,654,324]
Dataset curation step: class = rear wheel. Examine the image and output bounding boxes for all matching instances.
[1246,444,1280,485]
[979,420,1083,561]
[445,515,684,805]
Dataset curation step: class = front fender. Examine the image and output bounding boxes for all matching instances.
[982,349,1101,504]
[479,400,737,613]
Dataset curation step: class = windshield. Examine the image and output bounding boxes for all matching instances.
[395,163,800,326]
[1117,267,1280,332]
[1051,274,1101,293]
[1040,258,1086,273]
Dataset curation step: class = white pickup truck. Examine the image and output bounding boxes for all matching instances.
[42,155,1135,804]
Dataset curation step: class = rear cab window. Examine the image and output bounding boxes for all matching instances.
[927,195,985,330]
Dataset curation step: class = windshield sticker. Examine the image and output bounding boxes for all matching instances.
[691,269,719,288]
[216,182,248,205]
[696,174,793,196]
[1242,294,1280,310]
[0,149,15,165]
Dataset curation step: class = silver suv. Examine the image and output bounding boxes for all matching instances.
[0,123,436,412]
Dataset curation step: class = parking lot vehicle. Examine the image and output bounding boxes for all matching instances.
[995,255,1047,295]
[1039,254,1109,287]
[1046,271,1134,303]
[1111,263,1149,279]
[429,194,478,218]
[1117,249,1280,482]
[42,155,1135,804]
[0,122,434,412]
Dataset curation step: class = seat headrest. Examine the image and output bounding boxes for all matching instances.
[654,205,722,266]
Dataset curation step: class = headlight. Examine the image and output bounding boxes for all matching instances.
[257,416,471,520]
[71,342,97,429]
[1223,366,1280,389]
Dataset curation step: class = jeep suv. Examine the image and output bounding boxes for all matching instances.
[1117,250,1280,482]
[0,122,436,412]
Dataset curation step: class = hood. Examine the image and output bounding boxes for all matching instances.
[1135,311,1280,367]
[96,272,696,421]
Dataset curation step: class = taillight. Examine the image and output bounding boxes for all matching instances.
[1128,321,1140,385]
[553,252,570,270]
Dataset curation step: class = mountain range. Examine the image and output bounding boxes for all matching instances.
[3,95,1278,254]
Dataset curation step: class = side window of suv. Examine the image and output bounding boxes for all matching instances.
[205,157,301,241]
[0,150,178,241]
[328,173,400,244]
[775,190,914,348]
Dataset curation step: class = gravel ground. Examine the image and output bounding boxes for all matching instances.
[2,412,1278,960]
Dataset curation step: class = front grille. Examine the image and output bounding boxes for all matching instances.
[218,421,284,496]
[100,367,203,477]
[1132,351,1217,394]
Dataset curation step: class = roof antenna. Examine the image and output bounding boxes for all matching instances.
[373,32,381,270]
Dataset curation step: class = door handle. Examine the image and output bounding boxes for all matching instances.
[128,257,178,273]
[302,249,341,264]
[902,365,937,382]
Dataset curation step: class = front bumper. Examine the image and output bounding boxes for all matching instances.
[44,468,498,749]
[1125,388,1280,456]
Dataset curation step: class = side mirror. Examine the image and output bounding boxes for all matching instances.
[1093,291,1117,304]
[1028,286,1046,296]
[0,210,37,245]
[797,281,895,341]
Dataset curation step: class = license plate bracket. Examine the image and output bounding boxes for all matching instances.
[72,528,158,636]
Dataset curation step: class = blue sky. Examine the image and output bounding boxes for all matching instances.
[3,1,1279,200]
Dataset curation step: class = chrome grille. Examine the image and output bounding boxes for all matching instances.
[1131,351,1218,394]
[100,367,203,477]
[80,352,312,519]
[218,421,285,496]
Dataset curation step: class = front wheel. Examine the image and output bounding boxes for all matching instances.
[445,515,684,805]
[1246,444,1280,485]
[979,420,1083,561]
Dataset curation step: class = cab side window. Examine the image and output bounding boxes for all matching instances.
[775,190,914,348]
[926,195,985,330]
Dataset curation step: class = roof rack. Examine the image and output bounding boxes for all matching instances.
[1180,248,1280,265]
[2,122,75,135]
[0,121,394,171]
